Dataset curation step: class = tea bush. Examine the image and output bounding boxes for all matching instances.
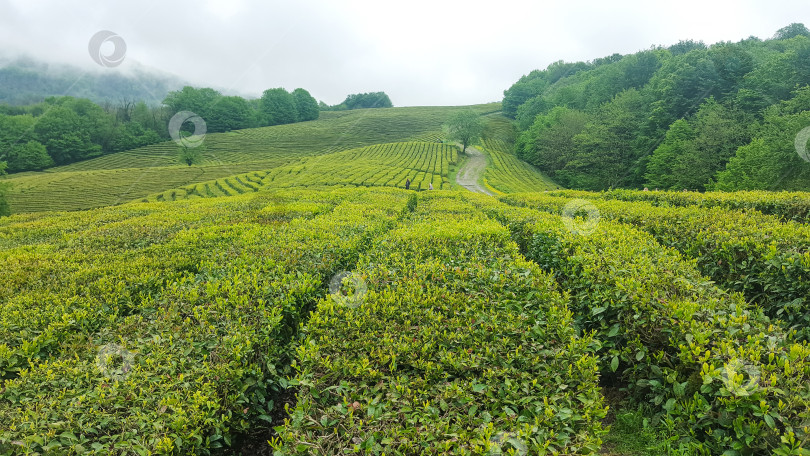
[274,192,607,454]
[472,194,810,454]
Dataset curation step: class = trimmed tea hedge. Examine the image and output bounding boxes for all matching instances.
[469,194,810,454]
[502,193,810,340]
[274,192,607,454]
[547,189,810,224]
[0,187,412,454]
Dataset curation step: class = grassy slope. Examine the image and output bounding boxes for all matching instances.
[1,104,498,213]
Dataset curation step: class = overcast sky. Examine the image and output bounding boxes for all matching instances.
[1,0,809,106]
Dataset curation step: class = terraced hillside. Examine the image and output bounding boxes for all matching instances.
[1,104,504,213]
[139,114,557,204]
[2,187,810,455]
[141,142,459,202]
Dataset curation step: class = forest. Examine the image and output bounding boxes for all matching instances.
[0,87,321,173]
[505,23,810,191]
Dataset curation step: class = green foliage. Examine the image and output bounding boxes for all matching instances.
[338,91,393,110]
[668,39,707,56]
[0,187,413,455]
[714,86,810,191]
[177,146,203,166]
[445,110,484,153]
[509,192,810,339]
[206,95,257,132]
[506,23,810,191]
[516,106,590,181]
[3,140,54,172]
[0,96,170,172]
[486,193,810,454]
[274,193,606,454]
[33,105,102,165]
[564,89,650,189]
[480,139,557,193]
[775,23,810,40]
[3,184,810,453]
[108,121,162,153]
[645,119,699,189]
[260,88,298,125]
[291,88,319,121]
[548,187,810,223]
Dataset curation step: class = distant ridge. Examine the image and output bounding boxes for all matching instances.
[0,55,188,105]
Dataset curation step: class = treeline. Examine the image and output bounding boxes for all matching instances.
[0,96,164,172]
[319,91,393,111]
[0,86,319,174]
[506,23,810,191]
[164,86,319,131]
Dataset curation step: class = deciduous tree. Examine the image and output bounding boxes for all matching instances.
[445,110,483,154]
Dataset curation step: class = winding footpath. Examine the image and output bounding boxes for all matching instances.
[455,146,494,196]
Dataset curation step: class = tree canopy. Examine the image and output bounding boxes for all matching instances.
[321,92,393,111]
[260,88,298,125]
[445,110,484,154]
[0,84,321,173]
[505,23,810,191]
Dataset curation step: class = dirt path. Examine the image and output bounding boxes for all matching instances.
[455,146,493,196]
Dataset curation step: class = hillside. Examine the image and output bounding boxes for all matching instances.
[1,103,559,213]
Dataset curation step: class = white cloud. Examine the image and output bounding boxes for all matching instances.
[1,0,809,106]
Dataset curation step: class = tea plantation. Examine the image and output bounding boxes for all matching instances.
[1,101,809,455]
[1,186,810,455]
[0,104,506,214]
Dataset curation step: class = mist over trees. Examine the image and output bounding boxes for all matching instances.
[0,56,184,106]
[506,23,810,191]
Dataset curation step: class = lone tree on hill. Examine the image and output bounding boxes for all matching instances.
[445,110,484,154]
[178,145,203,166]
